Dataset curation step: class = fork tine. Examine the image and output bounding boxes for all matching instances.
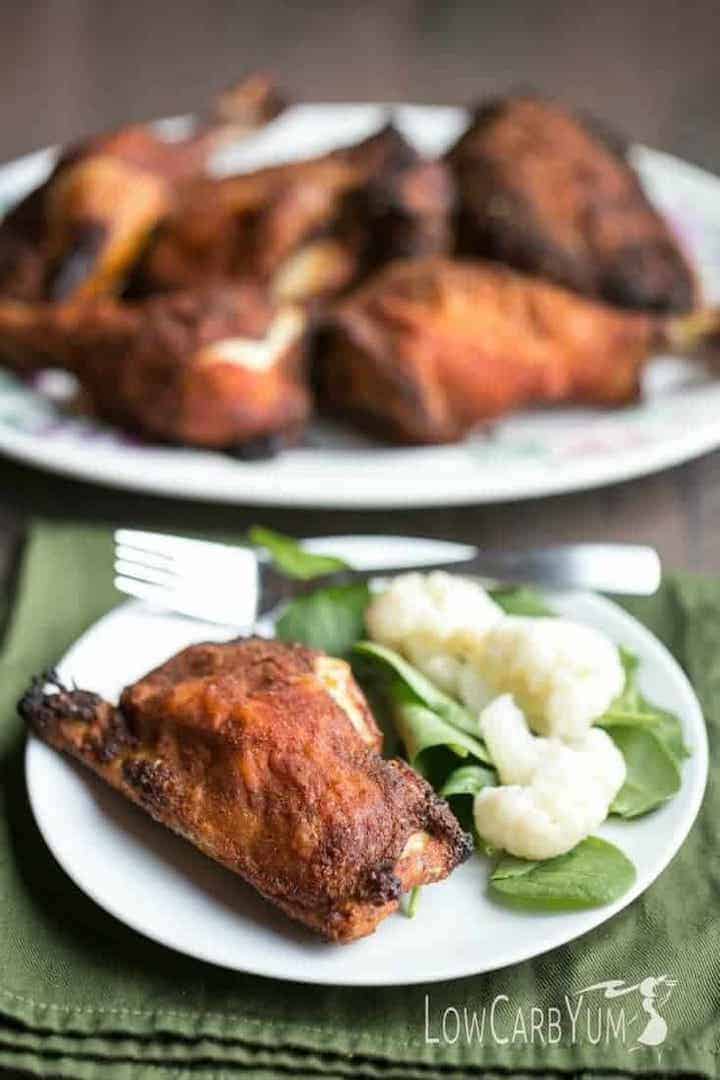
[114,529,236,559]
[114,531,258,581]
[114,576,177,605]
[114,574,228,608]
[115,555,253,590]
[115,546,246,582]
[114,529,261,628]
[115,545,177,570]
[114,560,181,587]
[114,575,256,628]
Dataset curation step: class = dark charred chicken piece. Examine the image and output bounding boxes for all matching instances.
[0,73,285,305]
[128,161,354,299]
[0,181,52,305]
[279,131,454,303]
[134,124,454,303]
[19,639,471,942]
[335,149,454,286]
[446,95,698,314]
[0,284,308,448]
[314,257,671,444]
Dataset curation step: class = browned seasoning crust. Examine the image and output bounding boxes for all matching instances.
[446,95,698,314]
[336,150,454,285]
[314,256,658,444]
[0,73,285,305]
[135,124,454,302]
[19,638,471,943]
[135,156,359,296]
[0,284,309,448]
[2,92,705,454]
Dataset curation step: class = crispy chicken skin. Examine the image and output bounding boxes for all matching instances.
[0,285,309,448]
[0,141,181,305]
[20,638,471,942]
[335,151,454,286]
[136,157,358,296]
[135,125,454,303]
[0,184,50,304]
[314,257,659,444]
[446,95,697,314]
[0,73,284,305]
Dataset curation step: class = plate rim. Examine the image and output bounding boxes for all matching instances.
[2,405,720,508]
[24,535,709,985]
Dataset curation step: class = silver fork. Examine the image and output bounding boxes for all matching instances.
[113,529,661,629]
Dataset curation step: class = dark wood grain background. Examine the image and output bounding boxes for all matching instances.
[1,0,720,578]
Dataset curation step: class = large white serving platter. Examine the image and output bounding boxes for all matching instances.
[2,105,720,506]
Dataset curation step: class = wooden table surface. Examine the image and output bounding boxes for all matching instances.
[1,0,720,582]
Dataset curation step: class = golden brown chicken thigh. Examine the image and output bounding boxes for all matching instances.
[314,257,662,444]
[446,95,697,314]
[20,638,471,942]
[134,124,454,303]
[135,156,358,296]
[0,73,284,305]
[0,284,309,449]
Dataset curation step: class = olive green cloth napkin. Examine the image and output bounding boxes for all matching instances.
[0,521,718,1080]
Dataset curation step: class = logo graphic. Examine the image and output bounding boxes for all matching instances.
[576,976,676,1052]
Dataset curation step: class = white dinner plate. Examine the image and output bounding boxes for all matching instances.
[25,535,708,985]
[2,105,720,507]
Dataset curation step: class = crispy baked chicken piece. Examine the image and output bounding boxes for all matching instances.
[0,284,309,449]
[138,157,357,297]
[0,73,284,304]
[20,638,471,943]
[314,257,666,444]
[0,183,50,304]
[134,124,454,304]
[446,95,698,314]
[333,149,454,289]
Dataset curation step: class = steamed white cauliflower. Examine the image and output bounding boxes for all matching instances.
[367,572,629,860]
[475,616,625,739]
[365,571,503,696]
[366,572,624,739]
[473,695,626,860]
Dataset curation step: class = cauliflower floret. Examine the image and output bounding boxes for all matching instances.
[469,616,625,739]
[403,642,465,697]
[474,695,626,860]
[365,571,503,696]
[478,693,542,784]
[457,663,495,714]
[366,572,625,741]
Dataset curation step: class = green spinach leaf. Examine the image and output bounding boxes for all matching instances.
[601,707,689,770]
[276,583,369,656]
[601,647,688,762]
[490,836,636,910]
[607,725,681,818]
[404,886,422,918]
[440,763,497,798]
[390,688,489,787]
[249,526,348,580]
[353,640,486,743]
[598,646,688,816]
[440,763,497,836]
[610,648,642,711]
[489,586,553,617]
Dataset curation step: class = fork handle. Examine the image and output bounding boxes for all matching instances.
[263,543,661,606]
